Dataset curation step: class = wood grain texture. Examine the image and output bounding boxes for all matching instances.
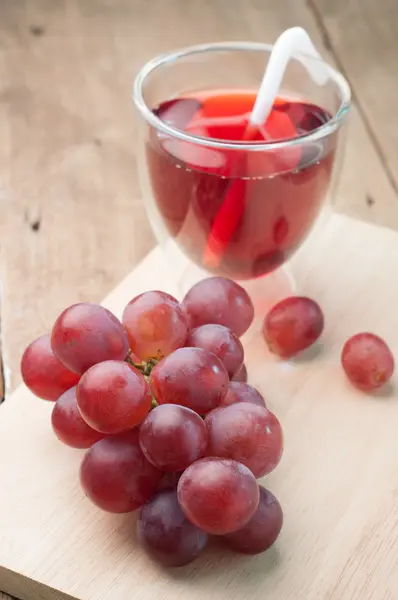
[311,0,398,191]
[0,0,397,399]
[1,2,398,598]
[1,213,398,600]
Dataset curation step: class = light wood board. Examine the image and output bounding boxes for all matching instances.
[1,212,398,600]
[1,0,398,401]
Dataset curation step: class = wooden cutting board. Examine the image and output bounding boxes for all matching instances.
[1,212,398,600]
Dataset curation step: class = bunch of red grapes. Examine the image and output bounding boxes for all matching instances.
[20,276,395,568]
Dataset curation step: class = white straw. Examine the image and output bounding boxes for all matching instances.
[250,27,329,127]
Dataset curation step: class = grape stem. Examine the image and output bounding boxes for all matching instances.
[125,353,159,376]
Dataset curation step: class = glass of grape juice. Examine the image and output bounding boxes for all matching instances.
[133,42,351,296]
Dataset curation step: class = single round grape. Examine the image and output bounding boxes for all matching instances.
[76,360,152,434]
[51,303,129,374]
[182,277,254,337]
[341,332,395,391]
[177,457,259,535]
[51,386,104,448]
[220,382,266,408]
[232,363,248,382]
[205,403,283,478]
[20,334,80,401]
[137,489,208,567]
[80,431,162,513]
[187,324,244,378]
[150,347,228,415]
[122,291,189,361]
[139,404,208,471]
[223,486,283,554]
[263,296,324,358]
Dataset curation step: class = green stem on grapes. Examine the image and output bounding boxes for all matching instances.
[125,353,146,373]
[151,397,158,409]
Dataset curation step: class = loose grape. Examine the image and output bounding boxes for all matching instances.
[150,347,228,415]
[341,332,395,391]
[76,360,152,434]
[137,489,208,567]
[223,486,283,554]
[51,303,129,374]
[177,458,259,535]
[80,431,162,513]
[20,334,80,401]
[220,382,266,408]
[263,296,324,358]
[51,387,104,448]
[187,324,244,378]
[205,403,283,478]
[122,291,189,361]
[139,404,208,471]
[182,277,254,337]
[232,363,248,382]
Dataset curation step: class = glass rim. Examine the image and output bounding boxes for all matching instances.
[133,41,351,151]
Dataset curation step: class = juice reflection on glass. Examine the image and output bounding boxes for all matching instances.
[134,43,350,282]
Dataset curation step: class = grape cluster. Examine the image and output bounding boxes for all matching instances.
[21,277,284,567]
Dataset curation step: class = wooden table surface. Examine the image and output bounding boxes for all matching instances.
[0,1,397,598]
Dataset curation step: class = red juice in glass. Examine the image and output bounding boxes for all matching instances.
[146,89,337,280]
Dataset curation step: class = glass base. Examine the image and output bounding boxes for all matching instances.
[164,238,296,339]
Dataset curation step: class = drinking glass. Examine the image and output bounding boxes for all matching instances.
[133,42,350,302]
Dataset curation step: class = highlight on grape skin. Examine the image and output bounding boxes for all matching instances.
[122,290,189,361]
[223,486,283,555]
[187,323,244,378]
[263,296,324,358]
[51,303,129,374]
[182,276,254,337]
[149,347,229,415]
[20,334,80,401]
[80,431,162,513]
[205,403,283,478]
[341,332,395,392]
[51,386,104,449]
[139,404,208,472]
[137,489,208,567]
[76,360,152,434]
[177,457,260,535]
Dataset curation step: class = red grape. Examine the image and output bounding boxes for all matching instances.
[232,363,248,382]
[20,334,80,401]
[182,277,254,337]
[51,386,104,448]
[177,458,259,535]
[223,486,283,554]
[220,382,266,408]
[139,404,208,471]
[150,347,228,415]
[341,332,395,391]
[263,296,324,358]
[187,324,244,378]
[80,431,162,513]
[137,489,208,567]
[76,360,152,434]
[122,291,189,361]
[205,403,283,478]
[51,303,129,374]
